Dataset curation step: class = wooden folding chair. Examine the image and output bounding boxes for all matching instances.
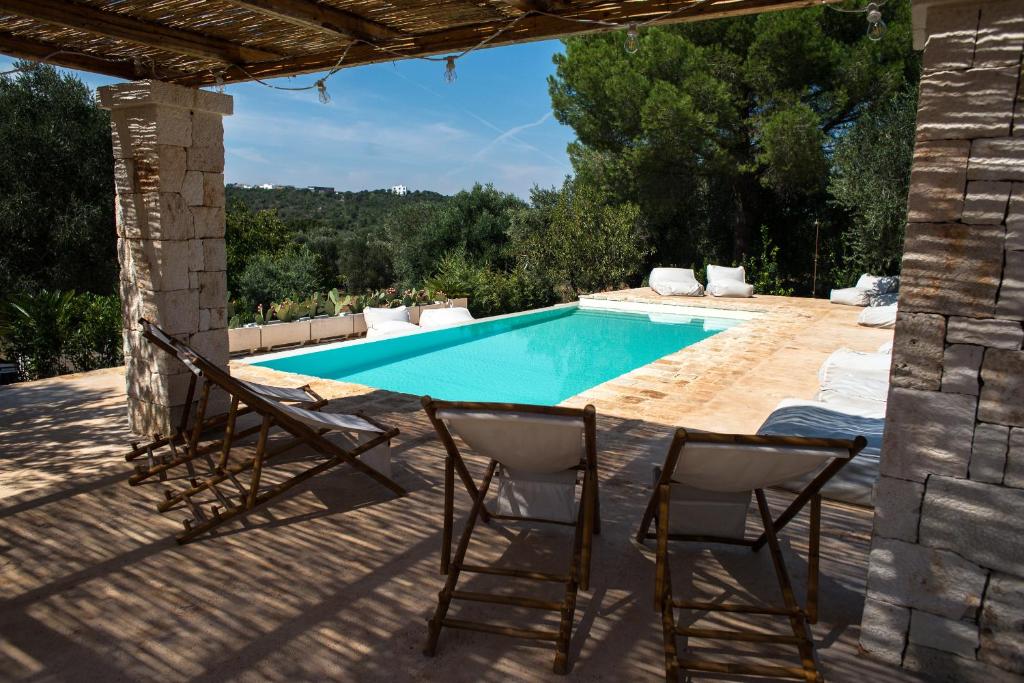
[635,429,866,682]
[131,319,407,543]
[421,397,600,675]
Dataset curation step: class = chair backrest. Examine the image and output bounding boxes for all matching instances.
[666,431,862,493]
[141,320,205,376]
[650,267,698,284]
[426,400,595,475]
[706,264,746,285]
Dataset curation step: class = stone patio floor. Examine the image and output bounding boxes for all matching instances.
[0,289,921,681]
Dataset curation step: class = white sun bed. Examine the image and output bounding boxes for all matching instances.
[419,306,474,330]
[706,265,754,298]
[817,347,892,405]
[649,267,705,297]
[858,303,898,329]
[364,305,421,338]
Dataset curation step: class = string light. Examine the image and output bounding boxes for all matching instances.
[624,23,640,54]
[444,56,458,83]
[866,3,886,41]
[315,78,330,103]
[214,70,225,93]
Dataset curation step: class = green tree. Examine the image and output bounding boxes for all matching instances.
[225,201,293,291]
[0,63,116,296]
[232,246,327,311]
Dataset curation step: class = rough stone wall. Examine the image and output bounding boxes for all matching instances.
[98,81,233,436]
[860,2,1024,680]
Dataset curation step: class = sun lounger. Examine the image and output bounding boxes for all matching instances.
[364,305,421,338]
[858,303,898,328]
[636,429,866,682]
[421,397,600,674]
[132,319,405,543]
[816,347,892,405]
[419,306,474,330]
[706,264,754,297]
[649,267,705,296]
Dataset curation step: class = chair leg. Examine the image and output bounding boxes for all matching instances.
[580,469,596,591]
[661,573,679,683]
[654,483,671,611]
[807,494,821,625]
[441,454,454,575]
[554,490,586,674]
[754,490,821,683]
[424,462,496,657]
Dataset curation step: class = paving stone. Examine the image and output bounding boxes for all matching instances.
[900,222,1004,318]
[946,316,1024,348]
[867,537,988,620]
[971,423,1010,484]
[941,343,984,395]
[974,0,1024,68]
[881,388,976,481]
[859,597,910,666]
[909,610,980,660]
[996,250,1024,320]
[980,572,1024,673]
[1004,428,1024,488]
[891,312,946,390]
[920,474,1024,575]
[907,142,970,222]
[872,475,925,543]
[968,137,1024,181]
[979,349,1024,425]
[963,181,1012,224]
[922,3,980,72]
[903,643,1002,683]
[917,67,1018,140]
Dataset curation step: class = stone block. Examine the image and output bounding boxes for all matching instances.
[866,537,988,620]
[260,320,311,349]
[192,88,233,116]
[922,4,980,72]
[135,239,191,292]
[974,0,1024,68]
[130,288,199,336]
[968,137,1024,181]
[228,326,262,354]
[191,206,225,239]
[1008,183,1024,249]
[881,388,976,481]
[917,67,1018,140]
[199,308,210,332]
[188,239,203,272]
[872,475,925,543]
[187,143,225,173]
[979,349,1024,425]
[202,172,225,208]
[946,316,1024,348]
[311,315,355,342]
[941,343,984,395]
[99,80,197,112]
[188,329,228,369]
[899,222,1003,318]
[980,572,1024,673]
[198,270,227,309]
[859,597,910,666]
[891,312,946,390]
[1005,428,1024,488]
[133,145,186,194]
[920,474,1024,575]
[118,104,191,149]
[903,643,999,683]
[206,306,227,330]
[113,158,136,194]
[127,395,189,437]
[909,611,980,660]
[907,141,970,221]
[202,239,226,273]
[181,170,204,206]
[122,329,180,376]
[191,111,224,147]
[971,423,1010,484]
[962,181,1012,224]
[125,366,194,405]
[996,250,1024,320]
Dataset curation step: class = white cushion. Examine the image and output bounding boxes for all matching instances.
[649,268,705,297]
[878,340,893,355]
[818,348,892,404]
[856,274,900,295]
[859,304,898,328]
[707,264,746,284]
[419,306,474,330]
[364,305,410,329]
[365,320,420,338]
[707,280,755,298]
[870,292,899,307]
[830,287,870,307]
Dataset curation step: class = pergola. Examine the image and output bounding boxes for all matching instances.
[1,0,1022,680]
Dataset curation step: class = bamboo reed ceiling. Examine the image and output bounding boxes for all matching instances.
[0,0,835,86]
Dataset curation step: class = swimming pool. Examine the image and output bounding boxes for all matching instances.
[251,305,743,404]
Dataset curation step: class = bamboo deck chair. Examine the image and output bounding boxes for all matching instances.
[635,429,866,682]
[132,319,406,543]
[421,397,600,675]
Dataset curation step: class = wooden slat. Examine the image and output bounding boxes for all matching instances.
[0,31,186,80]
[441,618,559,641]
[219,0,402,42]
[672,599,800,616]
[676,626,800,644]
[460,563,570,583]
[677,657,810,679]
[0,0,284,64]
[451,589,563,611]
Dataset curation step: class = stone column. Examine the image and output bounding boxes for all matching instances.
[98,80,232,436]
[860,1,1024,680]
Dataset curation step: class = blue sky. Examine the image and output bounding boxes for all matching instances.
[1,40,576,197]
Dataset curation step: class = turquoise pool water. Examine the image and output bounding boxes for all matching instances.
[253,306,741,404]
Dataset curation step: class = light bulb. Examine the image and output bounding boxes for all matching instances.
[866,4,886,41]
[316,79,330,104]
[214,71,225,93]
[444,56,457,83]
[624,23,640,54]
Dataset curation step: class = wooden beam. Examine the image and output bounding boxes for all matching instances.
[0,0,284,64]
[0,31,187,80]
[172,0,843,86]
[219,0,403,42]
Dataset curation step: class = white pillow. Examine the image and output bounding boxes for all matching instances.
[707,280,754,298]
[830,287,870,306]
[707,264,746,284]
[855,274,900,295]
[870,292,899,307]
[420,307,474,330]
[649,267,704,297]
[363,305,409,329]
[858,304,897,328]
[365,319,419,338]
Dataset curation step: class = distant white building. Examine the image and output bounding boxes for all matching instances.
[258,183,273,190]
[391,184,407,196]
